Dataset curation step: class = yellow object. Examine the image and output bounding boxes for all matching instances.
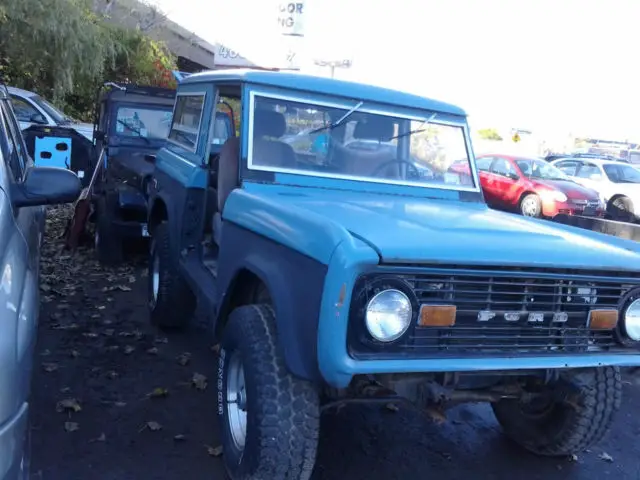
[512,132,521,143]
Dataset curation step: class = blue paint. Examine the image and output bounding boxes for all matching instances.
[34,136,71,169]
[182,69,466,117]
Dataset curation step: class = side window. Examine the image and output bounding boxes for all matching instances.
[555,161,577,175]
[476,156,493,171]
[491,158,518,179]
[576,163,602,180]
[168,93,205,152]
[212,96,238,146]
[0,101,26,180]
[10,95,40,123]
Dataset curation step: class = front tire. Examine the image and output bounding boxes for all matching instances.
[218,304,320,480]
[607,196,634,222]
[95,195,123,265]
[148,221,195,329]
[520,193,542,217]
[492,367,622,456]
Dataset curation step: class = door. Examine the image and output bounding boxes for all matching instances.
[488,157,521,209]
[0,97,40,430]
[476,156,497,204]
[573,162,605,193]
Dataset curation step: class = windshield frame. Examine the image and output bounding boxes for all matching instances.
[245,88,480,194]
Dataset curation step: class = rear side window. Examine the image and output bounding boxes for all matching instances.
[0,100,26,180]
[168,94,205,152]
[10,95,40,123]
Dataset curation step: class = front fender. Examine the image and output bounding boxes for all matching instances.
[216,222,329,381]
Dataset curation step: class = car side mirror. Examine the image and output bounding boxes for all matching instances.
[30,113,48,125]
[11,167,81,208]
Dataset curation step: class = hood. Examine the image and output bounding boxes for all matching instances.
[532,179,599,201]
[612,182,640,201]
[71,122,94,141]
[264,189,640,271]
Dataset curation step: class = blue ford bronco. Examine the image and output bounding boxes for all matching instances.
[146,69,640,479]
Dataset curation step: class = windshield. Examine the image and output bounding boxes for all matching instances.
[603,163,640,183]
[31,95,70,124]
[249,94,474,190]
[114,106,173,140]
[515,158,569,181]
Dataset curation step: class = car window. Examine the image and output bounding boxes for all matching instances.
[602,163,640,183]
[490,158,518,178]
[0,100,27,180]
[114,106,173,139]
[9,95,40,123]
[476,156,493,171]
[168,94,206,152]
[554,161,578,176]
[576,163,602,180]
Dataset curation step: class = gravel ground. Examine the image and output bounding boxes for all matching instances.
[29,209,640,479]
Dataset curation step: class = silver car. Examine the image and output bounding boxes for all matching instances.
[551,157,640,222]
[0,85,81,479]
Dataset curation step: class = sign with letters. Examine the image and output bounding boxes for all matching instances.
[277,1,305,37]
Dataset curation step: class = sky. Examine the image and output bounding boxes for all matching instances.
[149,0,640,140]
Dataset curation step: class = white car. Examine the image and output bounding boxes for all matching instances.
[551,157,640,221]
[8,86,93,141]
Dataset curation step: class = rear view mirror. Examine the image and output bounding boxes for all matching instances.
[11,167,81,207]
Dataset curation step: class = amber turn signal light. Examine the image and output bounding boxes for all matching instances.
[418,305,457,327]
[588,309,619,330]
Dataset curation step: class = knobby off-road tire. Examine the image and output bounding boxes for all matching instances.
[95,195,123,265]
[147,221,195,329]
[218,304,320,480]
[492,367,622,456]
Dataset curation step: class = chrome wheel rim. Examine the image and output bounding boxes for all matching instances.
[522,197,540,216]
[151,243,160,303]
[226,351,247,451]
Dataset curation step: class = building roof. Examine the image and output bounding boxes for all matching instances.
[182,69,467,116]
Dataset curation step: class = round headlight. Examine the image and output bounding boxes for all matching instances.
[624,298,640,341]
[365,289,412,342]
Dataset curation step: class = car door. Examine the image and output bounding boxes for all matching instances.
[0,96,40,428]
[475,156,496,203]
[488,157,521,209]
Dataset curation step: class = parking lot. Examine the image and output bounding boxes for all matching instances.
[26,209,640,479]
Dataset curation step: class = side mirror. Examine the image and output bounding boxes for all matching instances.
[11,167,81,208]
[30,113,48,125]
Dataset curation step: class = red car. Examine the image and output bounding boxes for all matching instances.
[469,154,604,218]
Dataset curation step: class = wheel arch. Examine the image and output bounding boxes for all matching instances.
[215,224,327,383]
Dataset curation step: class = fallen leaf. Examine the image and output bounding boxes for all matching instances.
[124,345,135,355]
[176,353,191,366]
[90,433,106,443]
[146,421,162,431]
[57,398,82,413]
[155,337,168,344]
[599,452,613,463]
[425,406,447,424]
[60,387,71,393]
[210,344,220,354]
[42,362,59,373]
[41,284,52,292]
[54,323,79,331]
[128,275,136,283]
[192,373,208,391]
[103,329,115,336]
[206,445,223,457]
[70,350,80,358]
[64,422,79,432]
[106,345,120,352]
[174,434,186,442]
[116,285,132,292]
[83,332,99,338]
[118,331,134,337]
[106,371,119,379]
[385,403,399,412]
[146,347,158,355]
[97,305,106,310]
[148,387,169,399]
[114,401,127,408]
[569,454,579,462]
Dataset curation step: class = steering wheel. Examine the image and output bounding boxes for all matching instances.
[371,159,421,178]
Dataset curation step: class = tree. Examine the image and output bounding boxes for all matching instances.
[477,128,503,141]
[0,0,176,121]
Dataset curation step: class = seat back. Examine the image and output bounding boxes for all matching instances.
[217,137,241,213]
[252,109,297,169]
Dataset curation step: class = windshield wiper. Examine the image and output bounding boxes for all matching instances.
[309,101,364,135]
[386,113,438,141]
[117,119,150,144]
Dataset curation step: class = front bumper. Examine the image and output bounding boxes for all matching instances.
[0,402,28,480]
[543,199,604,218]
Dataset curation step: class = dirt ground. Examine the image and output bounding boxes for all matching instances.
[30,209,640,479]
